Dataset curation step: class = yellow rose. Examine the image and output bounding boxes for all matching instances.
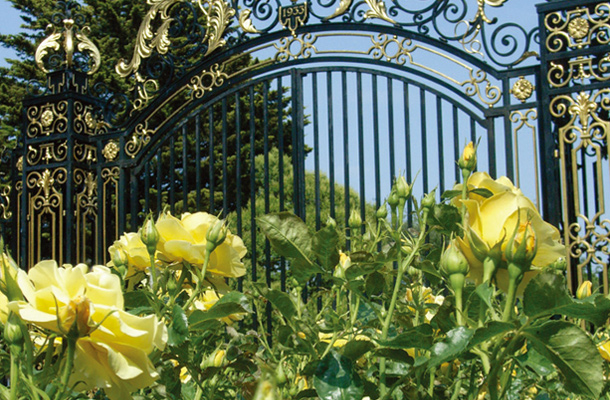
[9,261,167,400]
[155,211,247,278]
[190,289,245,325]
[109,232,151,277]
[455,173,565,292]
[598,341,610,362]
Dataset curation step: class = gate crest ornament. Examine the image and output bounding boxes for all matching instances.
[35,2,100,74]
[279,1,309,37]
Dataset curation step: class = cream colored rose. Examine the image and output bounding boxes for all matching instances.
[9,261,167,400]
[191,289,245,325]
[455,173,565,292]
[109,232,151,276]
[155,211,247,278]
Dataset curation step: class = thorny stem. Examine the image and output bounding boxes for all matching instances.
[183,251,211,311]
[54,337,76,400]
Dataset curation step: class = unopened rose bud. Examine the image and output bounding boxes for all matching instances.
[387,188,399,210]
[275,362,287,385]
[549,257,567,271]
[213,349,226,368]
[206,219,227,254]
[458,142,477,171]
[326,216,337,230]
[421,190,436,211]
[440,241,469,277]
[396,176,411,201]
[376,204,388,220]
[109,244,128,271]
[4,313,23,347]
[140,216,160,256]
[348,210,362,232]
[576,280,592,299]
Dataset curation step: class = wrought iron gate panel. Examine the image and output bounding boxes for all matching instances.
[8,0,603,296]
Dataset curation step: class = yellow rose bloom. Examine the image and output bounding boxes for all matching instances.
[9,261,167,400]
[108,232,151,277]
[155,211,247,278]
[598,341,610,362]
[455,173,565,292]
[190,289,245,325]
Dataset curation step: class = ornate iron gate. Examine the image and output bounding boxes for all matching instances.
[2,0,609,294]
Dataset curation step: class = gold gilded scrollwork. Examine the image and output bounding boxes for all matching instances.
[126,123,152,159]
[239,9,259,33]
[74,101,108,135]
[116,0,174,78]
[509,109,540,209]
[74,142,97,163]
[27,142,68,166]
[75,169,98,262]
[274,34,317,62]
[0,185,12,220]
[101,167,120,261]
[117,0,235,108]
[323,0,352,21]
[548,56,610,88]
[197,0,236,55]
[551,89,610,292]
[35,18,100,74]
[363,0,396,24]
[511,77,535,103]
[463,69,501,107]
[27,168,67,267]
[27,102,68,137]
[368,35,501,107]
[370,35,414,64]
[189,63,228,99]
[546,4,610,52]
[17,156,23,173]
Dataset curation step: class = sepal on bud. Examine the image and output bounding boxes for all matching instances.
[140,215,160,256]
[458,141,477,172]
[206,219,228,254]
[440,241,469,277]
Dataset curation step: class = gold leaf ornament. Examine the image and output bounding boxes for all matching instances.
[116,0,176,78]
[239,9,259,33]
[363,0,396,24]
[323,0,353,21]
[199,0,236,56]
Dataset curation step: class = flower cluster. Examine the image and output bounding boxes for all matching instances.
[9,261,167,399]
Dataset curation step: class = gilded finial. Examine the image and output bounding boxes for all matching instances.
[35,1,100,75]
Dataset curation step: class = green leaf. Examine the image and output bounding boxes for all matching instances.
[313,223,340,272]
[524,272,610,326]
[168,305,189,347]
[342,340,376,361]
[523,272,572,318]
[515,345,554,377]
[524,320,604,398]
[265,289,298,321]
[314,350,364,400]
[468,321,513,350]
[473,281,494,311]
[428,326,474,369]
[379,324,434,350]
[188,292,251,329]
[470,188,494,198]
[365,272,385,296]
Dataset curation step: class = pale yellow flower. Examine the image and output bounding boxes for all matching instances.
[455,173,565,292]
[155,211,247,278]
[191,289,245,325]
[598,341,610,362]
[9,261,167,400]
[108,232,151,277]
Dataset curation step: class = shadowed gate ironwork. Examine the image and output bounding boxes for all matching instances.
[2,0,610,297]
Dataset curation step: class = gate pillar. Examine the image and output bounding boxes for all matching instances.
[18,2,105,268]
[537,0,610,293]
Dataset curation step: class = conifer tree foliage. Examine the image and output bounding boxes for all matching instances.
[0,0,305,220]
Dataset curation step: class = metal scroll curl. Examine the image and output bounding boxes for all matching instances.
[551,89,610,292]
[116,0,235,110]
